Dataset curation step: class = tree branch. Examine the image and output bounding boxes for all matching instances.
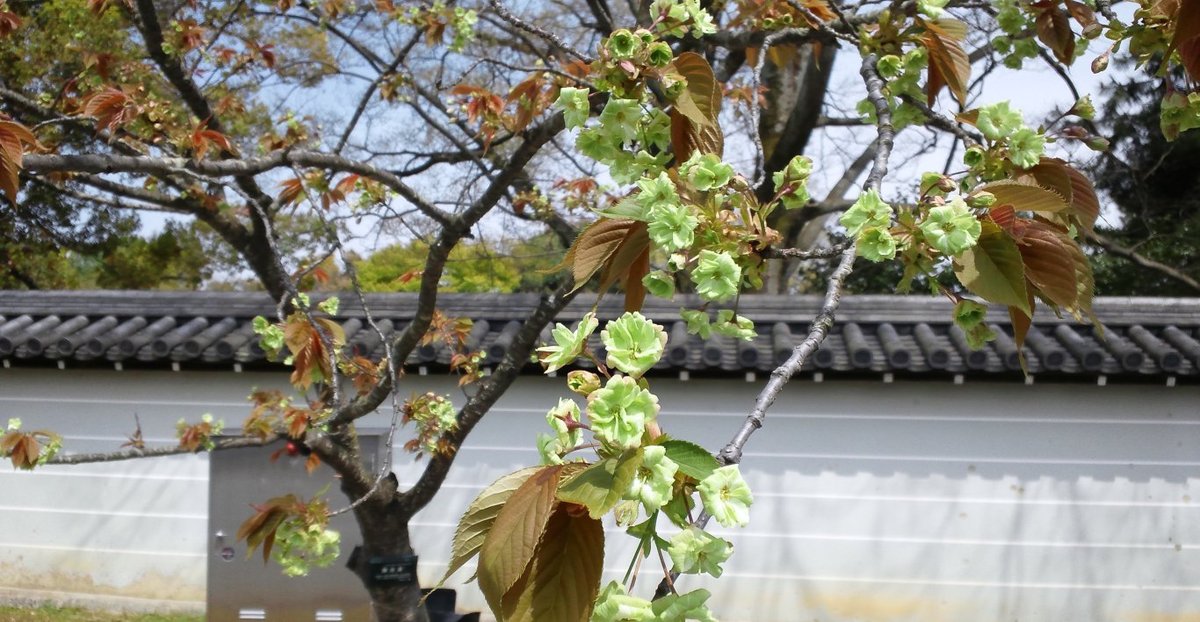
[45,435,280,466]
[1086,230,1200,294]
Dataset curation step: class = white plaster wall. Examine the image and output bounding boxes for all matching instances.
[1,366,1198,621]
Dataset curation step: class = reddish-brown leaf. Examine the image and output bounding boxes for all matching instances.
[1017,222,1078,309]
[0,9,20,37]
[563,218,640,292]
[82,87,136,134]
[477,465,563,615]
[0,120,39,202]
[1036,6,1076,64]
[1,431,40,469]
[1168,0,1200,80]
[921,18,971,105]
[192,123,235,160]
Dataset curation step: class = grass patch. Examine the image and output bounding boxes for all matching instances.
[0,605,203,622]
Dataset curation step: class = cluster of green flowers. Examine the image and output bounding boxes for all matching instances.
[1161,91,1200,141]
[534,311,755,621]
[840,180,987,267]
[404,392,459,455]
[397,1,478,52]
[967,101,1046,170]
[592,581,718,622]
[860,48,929,130]
[271,515,341,577]
[648,0,717,39]
[990,0,1042,69]
[952,299,998,349]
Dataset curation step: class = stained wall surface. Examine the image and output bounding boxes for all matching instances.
[1,367,1198,621]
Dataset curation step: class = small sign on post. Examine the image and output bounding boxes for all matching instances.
[367,554,418,586]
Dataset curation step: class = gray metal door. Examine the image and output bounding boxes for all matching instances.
[207,437,380,622]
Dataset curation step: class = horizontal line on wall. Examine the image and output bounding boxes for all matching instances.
[0,505,206,520]
[0,471,206,482]
[398,482,1199,509]
[739,451,1200,467]
[484,406,1200,425]
[420,559,1200,592]
[407,521,1186,550]
[751,491,1200,508]
[396,446,1200,467]
[0,396,248,408]
[0,542,204,558]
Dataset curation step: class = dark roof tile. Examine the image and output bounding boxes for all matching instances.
[0,291,1197,381]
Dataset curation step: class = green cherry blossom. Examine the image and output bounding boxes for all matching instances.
[599,98,642,145]
[601,312,668,377]
[976,101,1024,141]
[636,172,679,208]
[857,226,898,262]
[556,87,591,130]
[681,153,734,191]
[577,127,619,162]
[712,309,755,341]
[698,464,753,528]
[647,202,698,252]
[684,0,717,37]
[626,445,679,512]
[546,398,583,449]
[1007,127,1045,169]
[537,433,565,465]
[668,526,733,578]
[691,250,741,302]
[839,189,893,237]
[680,308,712,339]
[591,581,654,622]
[647,41,674,67]
[920,199,982,256]
[567,370,602,396]
[650,589,718,622]
[639,109,672,150]
[642,270,676,298]
[587,375,659,449]
[537,312,598,373]
[606,29,641,59]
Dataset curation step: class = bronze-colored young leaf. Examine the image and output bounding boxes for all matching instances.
[669,108,724,161]
[0,120,38,202]
[433,466,543,590]
[1036,6,1076,64]
[670,52,721,127]
[1167,0,1200,80]
[920,18,971,105]
[1061,164,1100,231]
[954,221,1030,314]
[1008,287,1037,373]
[1,431,40,470]
[980,179,1070,215]
[557,451,643,518]
[523,505,604,622]
[477,465,562,615]
[1017,221,1078,309]
[564,218,640,293]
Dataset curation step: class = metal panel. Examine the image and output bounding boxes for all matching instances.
[206,437,382,622]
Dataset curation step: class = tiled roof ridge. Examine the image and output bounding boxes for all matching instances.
[1,291,1198,379]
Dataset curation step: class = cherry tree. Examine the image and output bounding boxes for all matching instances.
[1,0,1197,620]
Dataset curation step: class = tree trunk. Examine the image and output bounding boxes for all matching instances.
[349,500,431,622]
[754,41,839,294]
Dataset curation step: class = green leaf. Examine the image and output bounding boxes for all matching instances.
[433,466,542,589]
[980,180,1069,214]
[954,221,1030,314]
[557,452,643,518]
[478,465,563,615]
[661,439,719,481]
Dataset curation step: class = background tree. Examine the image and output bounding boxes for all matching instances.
[1,0,1197,620]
